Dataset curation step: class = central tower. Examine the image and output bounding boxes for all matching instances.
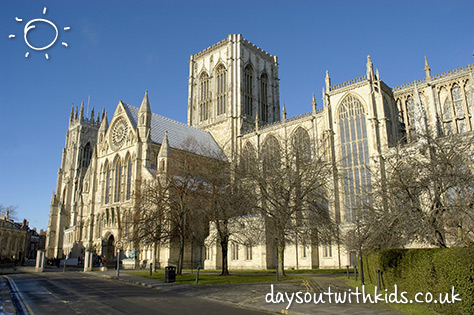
[188,34,280,158]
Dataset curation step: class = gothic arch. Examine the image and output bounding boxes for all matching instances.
[337,94,371,222]
[464,80,473,116]
[335,93,367,122]
[215,63,227,116]
[213,62,227,72]
[262,134,280,173]
[104,160,110,204]
[125,152,133,200]
[241,141,256,172]
[113,156,122,203]
[291,127,311,162]
[199,71,210,121]
[259,73,269,122]
[82,142,92,169]
[197,68,209,80]
[243,64,254,116]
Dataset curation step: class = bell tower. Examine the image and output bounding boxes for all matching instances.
[46,102,100,258]
[188,34,280,158]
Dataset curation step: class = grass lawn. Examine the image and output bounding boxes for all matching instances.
[130,271,310,285]
[337,276,437,315]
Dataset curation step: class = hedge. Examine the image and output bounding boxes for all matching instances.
[361,247,474,315]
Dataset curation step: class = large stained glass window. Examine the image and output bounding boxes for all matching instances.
[262,135,280,174]
[243,65,253,116]
[199,72,210,121]
[216,65,226,116]
[114,159,121,202]
[126,157,132,200]
[105,164,110,204]
[338,95,371,222]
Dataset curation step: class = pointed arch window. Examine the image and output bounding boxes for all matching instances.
[241,142,256,173]
[82,142,92,169]
[126,157,132,200]
[452,86,467,133]
[442,96,453,135]
[105,164,110,204]
[262,135,280,174]
[466,81,473,129]
[114,159,122,202]
[216,65,226,116]
[243,65,253,116]
[338,95,371,222]
[291,127,311,164]
[199,72,210,121]
[260,73,269,122]
[406,97,416,126]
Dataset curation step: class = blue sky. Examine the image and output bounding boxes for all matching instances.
[0,0,473,230]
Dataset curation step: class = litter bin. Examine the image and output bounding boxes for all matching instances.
[165,266,176,283]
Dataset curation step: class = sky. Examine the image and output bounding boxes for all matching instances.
[0,0,473,231]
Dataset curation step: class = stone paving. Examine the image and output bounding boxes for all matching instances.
[0,277,16,315]
[91,270,404,315]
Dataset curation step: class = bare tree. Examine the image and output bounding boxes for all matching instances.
[350,131,474,252]
[0,204,18,221]
[132,177,170,270]
[240,131,337,278]
[200,152,254,276]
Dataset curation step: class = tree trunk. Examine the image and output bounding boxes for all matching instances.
[220,237,230,276]
[435,229,447,248]
[277,239,285,278]
[151,243,156,272]
[177,233,185,274]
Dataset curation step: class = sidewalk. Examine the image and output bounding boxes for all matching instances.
[0,276,16,314]
[89,269,404,315]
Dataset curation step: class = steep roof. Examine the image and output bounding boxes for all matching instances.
[122,103,222,158]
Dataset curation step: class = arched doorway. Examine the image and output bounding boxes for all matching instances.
[105,234,115,265]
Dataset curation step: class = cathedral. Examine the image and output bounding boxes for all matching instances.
[46,34,474,270]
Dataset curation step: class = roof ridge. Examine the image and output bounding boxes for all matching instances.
[123,103,210,135]
[150,112,210,135]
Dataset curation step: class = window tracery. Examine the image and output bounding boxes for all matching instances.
[114,159,121,202]
[243,65,253,116]
[216,65,226,116]
[199,72,210,121]
[262,135,280,173]
[126,157,132,200]
[441,84,470,134]
[291,127,311,163]
[105,163,110,204]
[338,95,371,222]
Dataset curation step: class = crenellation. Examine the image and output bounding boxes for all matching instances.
[393,63,474,92]
[330,75,368,92]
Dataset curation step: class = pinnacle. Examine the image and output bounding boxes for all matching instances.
[139,90,151,113]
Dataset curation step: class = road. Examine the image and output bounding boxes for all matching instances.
[7,272,269,315]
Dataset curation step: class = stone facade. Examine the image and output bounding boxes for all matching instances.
[0,212,27,262]
[46,34,474,270]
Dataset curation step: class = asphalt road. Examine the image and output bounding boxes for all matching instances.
[7,272,270,315]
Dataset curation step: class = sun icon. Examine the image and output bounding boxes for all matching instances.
[8,7,71,60]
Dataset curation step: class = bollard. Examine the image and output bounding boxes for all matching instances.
[195,266,201,284]
[116,249,121,278]
[63,260,66,272]
[35,250,45,272]
[376,269,381,290]
[354,266,357,281]
[346,265,350,279]
[150,263,153,276]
